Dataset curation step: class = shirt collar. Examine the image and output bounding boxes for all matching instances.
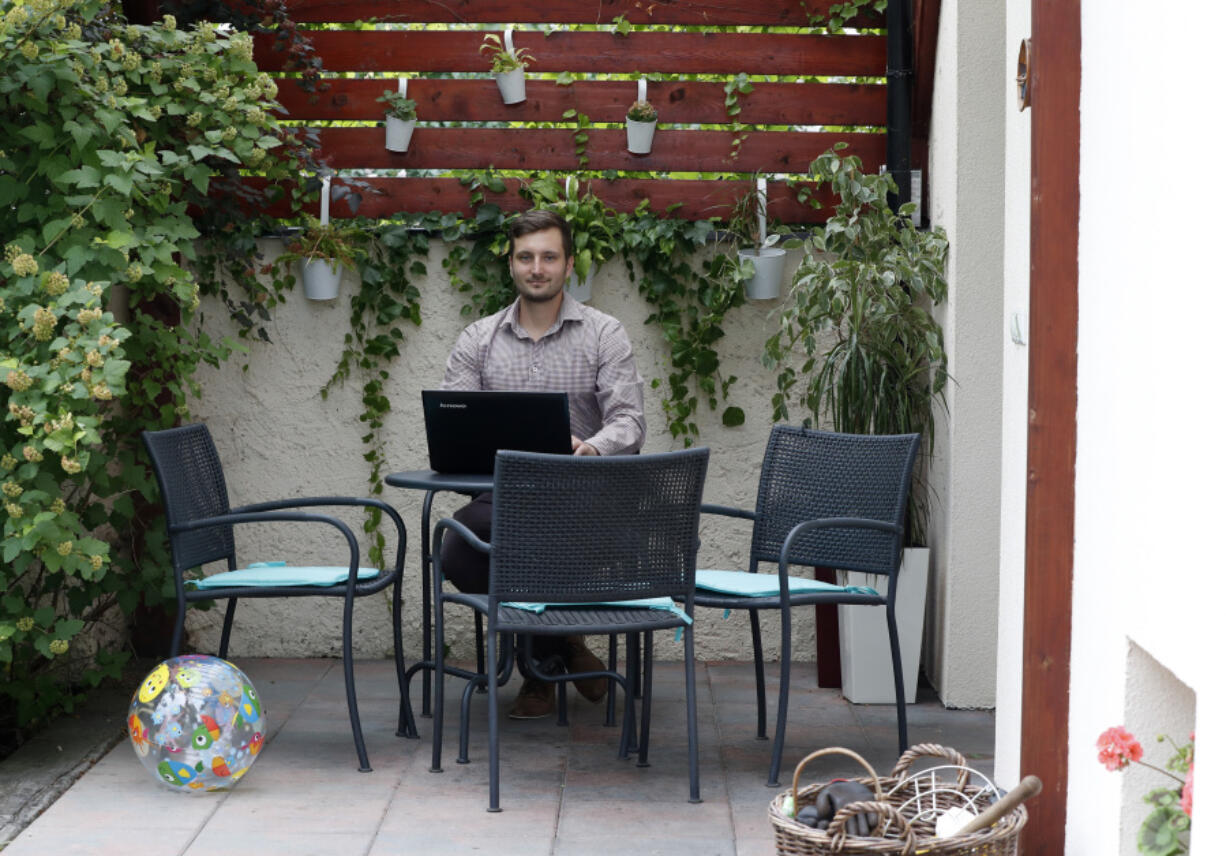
[502,291,584,340]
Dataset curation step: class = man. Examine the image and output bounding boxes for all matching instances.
[440,209,647,719]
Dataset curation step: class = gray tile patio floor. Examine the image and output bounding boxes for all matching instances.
[0,658,994,856]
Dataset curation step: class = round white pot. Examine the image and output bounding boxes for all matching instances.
[300,258,344,301]
[738,247,787,300]
[626,118,657,155]
[384,116,416,152]
[566,265,597,303]
[494,68,526,105]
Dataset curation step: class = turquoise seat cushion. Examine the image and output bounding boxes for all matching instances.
[189,561,379,589]
[504,596,692,625]
[695,569,878,598]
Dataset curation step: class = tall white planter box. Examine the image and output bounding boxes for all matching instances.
[837,546,930,704]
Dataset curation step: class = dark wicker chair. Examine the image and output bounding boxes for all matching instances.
[692,426,920,786]
[141,423,410,772]
[430,448,709,811]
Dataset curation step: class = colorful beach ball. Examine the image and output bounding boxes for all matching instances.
[127,655,267,792]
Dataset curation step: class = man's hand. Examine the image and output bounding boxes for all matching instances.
[572,435,599,456]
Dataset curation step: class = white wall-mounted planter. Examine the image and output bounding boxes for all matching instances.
[626,118,657,155]
[566,265,596,303]
[837,546,930,704]
[494,68,526,105]
[738,246,787,300]
[384,116,416,152]
[300,258,344,301]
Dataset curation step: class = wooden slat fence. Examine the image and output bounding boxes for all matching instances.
[249,0,888,223]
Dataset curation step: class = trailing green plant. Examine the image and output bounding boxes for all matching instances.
[561,109,592,168]
[801,0,888,32]
[724,73,753,160]
[626,99,657,122]
[376,89,416,122]
[523,175,620,285]
[764,145,949,544]
[0,0,288,735]
[277,217,365,269]
[480,33,533,73]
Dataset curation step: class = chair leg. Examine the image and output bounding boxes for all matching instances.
[170,600,186,657]
[886,605,909,756]
[767,605,792,788]
[342,593,372,772]
[392,574,416,739]
[487,617,502,812]
[749,609,767,740]
[218,597,238,658]
[457,675,484,764]
[474,612,487,692]
[684,624,701,804]
[429,590,446,774]
[604,634,618,726]
[636,632,653,768]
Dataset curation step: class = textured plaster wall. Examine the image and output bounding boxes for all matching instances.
[188,239,814,664]
[922,0,1006,708]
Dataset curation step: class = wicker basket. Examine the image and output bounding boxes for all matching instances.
[769,745,1028,856]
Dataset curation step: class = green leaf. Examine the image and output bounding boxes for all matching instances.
[722,406,745,427]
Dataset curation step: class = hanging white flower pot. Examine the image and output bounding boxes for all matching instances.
[566,265,597,303]
[494,68,526,105]
[626,118,657,155]
[738,247,787,300]
[384,116,416,152]
[300,258,343,301]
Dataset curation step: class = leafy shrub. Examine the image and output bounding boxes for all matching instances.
[0,0,288,735]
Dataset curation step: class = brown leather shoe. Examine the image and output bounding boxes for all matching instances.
[564,637,608,703]
[508,678,554,719]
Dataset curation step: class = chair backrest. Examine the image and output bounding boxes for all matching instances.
[750,426,920,577]
[142,424,236,572]
[488,448,709,603]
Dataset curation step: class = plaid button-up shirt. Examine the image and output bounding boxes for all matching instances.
[442,293,646,456]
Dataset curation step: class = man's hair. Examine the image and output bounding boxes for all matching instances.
[507,209,573,259]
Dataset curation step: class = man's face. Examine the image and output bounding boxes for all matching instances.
[509,227,573,304]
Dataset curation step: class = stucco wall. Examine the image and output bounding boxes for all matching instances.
[922,0,1006,708]
[188,240,817,665]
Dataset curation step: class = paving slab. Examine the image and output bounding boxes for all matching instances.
[0,659,995,855]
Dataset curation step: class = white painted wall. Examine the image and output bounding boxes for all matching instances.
[992,0,1223,849]
[922,0,1006,708]
[992,0,1033,791]
[189,242,818,665]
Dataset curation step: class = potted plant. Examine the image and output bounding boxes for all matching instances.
[764,144,951,703]
[520,176,620,303]
[480,33,534,105]
[625,98,658,155]
[278,218,365,301]
[723,181,793,300]
[377,89,417,153]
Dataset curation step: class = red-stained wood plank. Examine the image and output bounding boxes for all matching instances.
[276,78,886,126]
[237,176,836,223]
[1019,0,1079,853]
[254,30,885,77]
[307,127,883,174]
[278,0,884,28]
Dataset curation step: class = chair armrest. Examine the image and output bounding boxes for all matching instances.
[700,503,756,522]
[229,496,408,569]
[777,516,904,587]
[171,510,363,583]
[429,517,490,557]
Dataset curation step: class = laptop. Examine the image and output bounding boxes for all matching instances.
[421,390,573,474]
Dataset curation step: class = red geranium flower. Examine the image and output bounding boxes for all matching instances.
[1096,726,1143,771]
[1180,761,1193,817]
